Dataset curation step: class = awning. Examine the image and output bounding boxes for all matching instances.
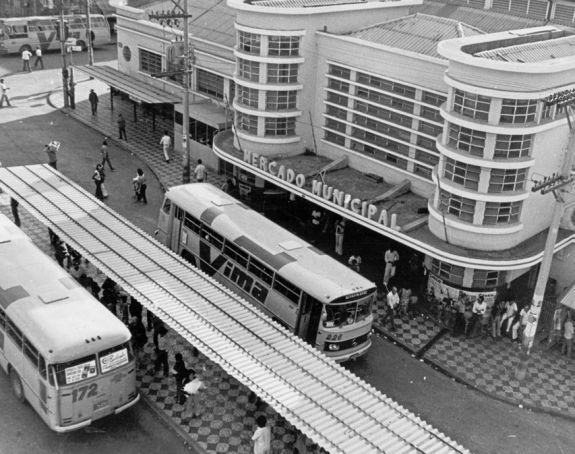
[175,100,229,130]
[76,65,181,105]
[560,284,575,310]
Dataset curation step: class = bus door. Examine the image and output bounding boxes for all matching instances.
[300,294,323,346]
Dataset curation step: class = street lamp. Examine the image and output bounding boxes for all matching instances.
[515,90,575,379]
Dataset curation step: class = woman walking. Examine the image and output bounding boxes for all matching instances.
[92,164,104,201]
[132,168,147,204]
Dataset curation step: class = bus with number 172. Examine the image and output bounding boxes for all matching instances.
[0,213,139,432]
[157,183,377,362]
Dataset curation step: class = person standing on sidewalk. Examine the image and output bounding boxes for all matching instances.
[22,48,32,72]
[89,89,99,115]
[252,415,271,454]
[183,372,205,420]
[160,131,171,162]
[44,143,58,169]
[10,198,21,227]
[92,163,104,201]
[334,219,345,256]
[118,113,127,140]
[0,79,12,107]
[173,352,193,405]
[154,326,169,376]
[386,286,399,332]
[562,312,574,358]
[100,137,114,171]
[34,47,44,69]
[193,159,207,182]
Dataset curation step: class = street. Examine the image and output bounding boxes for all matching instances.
[2,49,575,454]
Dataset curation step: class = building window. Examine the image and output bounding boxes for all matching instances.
[196,69,224,100]
[444,158,480,190]
[325,117,346,134]
[416,135,437,153]
[472,269,503,289]
[494,134,532,159]
[238,31,261,55]
[139,49,161,75]
[414,164,433,180]
[418,120,443,137]
[500,99,537,124]
[448,123,486,157]
[268,35,300,56]
[541,103,553,120]
[266,90,297,111]
[356,72,416,99]
[329,64,351,79]
[237,85,259,108]
[267,63,298,84]
[483,201,522,225]
[354,100,413,127]
[328,78,349,93]
[453,89,490,121]
[420,105,442,122]
[415,150,439,166]
[488,168,528,192]
[326,104,347,120]
[237,112,258,135]
[351,128,409,155]
[352,114,411,142]
[355,87,414,113]
[431,258,464,287]
[350,141,408,169]
[422,91,446,107]
[439,189,476,223]
[237,59,260,82]
[265,117,296,136]
[326,91,348,107]
[325,130,346,146]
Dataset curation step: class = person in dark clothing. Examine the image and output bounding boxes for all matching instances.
[129,316,148,363]
[90,280,101,299]
[88,89,98,115]
[129,296,143,320]
[147,307,156,331]
[54,241,68,267]
[117,113,127,140]
[173,352,194,405]
[101,278,119,314]
[10,198,20,227]
[48,228,59,247]
[93,164,104,201]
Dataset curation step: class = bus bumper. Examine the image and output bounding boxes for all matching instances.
[115,393,140,414]
[53,419,92,433]
[329,339,372,363]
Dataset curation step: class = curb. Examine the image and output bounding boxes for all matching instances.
[140,393,207,454]
[373,322,575,422]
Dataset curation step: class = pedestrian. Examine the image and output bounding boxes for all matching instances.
[129,315,148,363]
[252,415,271,454]
[193,159,207,182]
[383,248,399,290]
[22,48,32,72]
[44,143,58,169]
[132,168,147,204]
[0,79,12,108]
[561,312,573,358]
[34,47,44,69]
[386,286,399,331]
[467,295,486,338]
[547,305,565,349]
[54,240,69,267]
[183,372,205,420]
[10,198,20,227]
[347,253,361,273]
[334,219,345,256]
[173,352,193,405]
[117,113,127,140]
[499,299,518,336]
[154,326,169,377]
[99,164,109,199]
[100,137,114,171]
[491,299,505,339]
[92,163,104,201]
[129,295,143,320]
[89,89,99,115]
[221,178,237,196]
[160,130,172,162]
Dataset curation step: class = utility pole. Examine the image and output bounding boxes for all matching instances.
[515,90,575,379]
[59,1,69,108]
[148,2,193,183]
[86,0,94,65]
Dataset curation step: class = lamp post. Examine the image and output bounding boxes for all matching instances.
[59,1,69,109]
[515,90,575,379]
[148,3,193,184]
[86,0,94,66]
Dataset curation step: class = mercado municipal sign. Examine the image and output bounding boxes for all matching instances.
[245,152,397,228]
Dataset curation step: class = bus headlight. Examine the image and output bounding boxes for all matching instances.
[327,343,340,351]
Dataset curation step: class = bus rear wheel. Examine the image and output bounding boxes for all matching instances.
[18,45,32,54]
[10,370,25,403]
[77,40,87,51]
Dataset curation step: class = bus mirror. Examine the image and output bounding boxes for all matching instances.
[154,229,159,236]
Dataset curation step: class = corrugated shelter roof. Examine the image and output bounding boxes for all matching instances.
[475,34,575,61]
[145,0,236,48]
[346,13,484,58]
[251,0,367,7]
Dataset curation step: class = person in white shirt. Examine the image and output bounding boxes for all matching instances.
[252,415,271,454]
[159,130,172,162]
[183,373,205,420]
[386,286,400,331]
[193,159,207,182]
[34,47,44,69]
[0,79,11,108]
[22,49,32,72]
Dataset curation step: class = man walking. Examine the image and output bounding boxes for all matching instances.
[44,143,58,169]
[34,47,44,69]
[117,113,127,140]
[0,79,11,108]
[154,327,169,377]
[193,159,207,182]
[160,131,172,162]
[89,89,99,115]
[100,137,114,171]
[22,48,32,72]
[386,286,400,332]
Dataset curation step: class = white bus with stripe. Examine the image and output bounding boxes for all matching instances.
[0,213,139,432]
[157,183,377,362]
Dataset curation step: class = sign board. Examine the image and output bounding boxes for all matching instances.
[70,45,82,52]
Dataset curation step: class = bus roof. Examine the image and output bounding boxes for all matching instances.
[165,184,377,302]
[0,216,130,363]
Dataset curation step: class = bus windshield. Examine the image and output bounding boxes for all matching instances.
[51,342,133,386]
[323,298,372,328]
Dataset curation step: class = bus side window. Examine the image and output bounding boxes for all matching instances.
[8,25,28,39]
[39,356,47,380]
[23,338,39,369]
[162,198,171,215]
[6,318,23,348]
[0,306,5,329]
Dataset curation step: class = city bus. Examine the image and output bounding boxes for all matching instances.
[0,14,111,55]
[156,184,377,362]
[0,213,139,432]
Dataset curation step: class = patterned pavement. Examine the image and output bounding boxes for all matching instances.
[41,75,575,452]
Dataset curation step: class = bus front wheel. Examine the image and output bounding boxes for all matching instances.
[77,40,87,51]
[9,370,25,403]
